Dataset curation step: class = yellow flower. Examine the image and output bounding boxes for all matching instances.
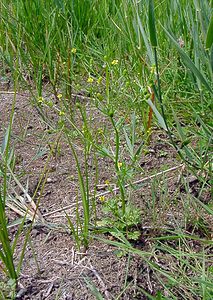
[57,94,62,99]
[71,48,77,54]
[117,162,122,168]
[99,195,105,202]
[59,110,65,116]
[105,179,110,185]
[87,77,94,83]
[38,96,44,103]
[111,59,118,65]
[97,76,102,85]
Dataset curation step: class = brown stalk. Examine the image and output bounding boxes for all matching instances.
[147,85,155,132]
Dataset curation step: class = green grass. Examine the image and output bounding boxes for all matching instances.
[0,0,212,298]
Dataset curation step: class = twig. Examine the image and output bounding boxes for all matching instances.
[0,91,15,94]
[71,246,75,266]
[42,164,184,218]
[146,267,153,293]
[96,163,184,198]
[43,202,78,217]
[0,91,29,96]
[45,213,75,219]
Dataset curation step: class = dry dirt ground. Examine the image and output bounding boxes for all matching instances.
[0,91,212,300]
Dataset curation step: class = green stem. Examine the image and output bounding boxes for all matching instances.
[110,116,126,216]
[66,133,89,250]
[106,65,110,105]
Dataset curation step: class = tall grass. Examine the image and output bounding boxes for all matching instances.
[1,1,211,99]
[0,92,21,298]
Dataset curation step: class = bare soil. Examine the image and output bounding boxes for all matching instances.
[0,91,212,300]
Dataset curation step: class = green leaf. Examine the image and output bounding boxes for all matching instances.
[148,0,158,47]
[98,146,113,160]
[123,128,134,157]
[127,231,140,240]
[146,99,167,131]
[135,141,144,158]
[136,11,154,65]
[1,126,10,155]
[192,196,213,215]
[65,211,81,250]
[206,15,213,49]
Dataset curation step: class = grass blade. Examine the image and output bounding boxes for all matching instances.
[148,0,157,48]
[84,277,104,300]
[162,25,213,94]
[206,15,213,49]
[146,98,167,131]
